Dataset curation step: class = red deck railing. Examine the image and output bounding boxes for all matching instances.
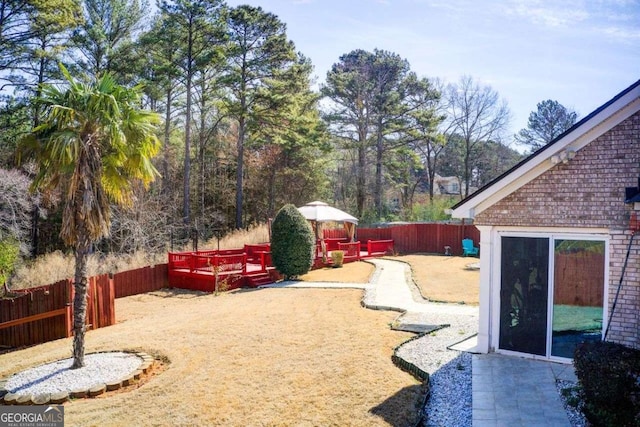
[324,222,479,255]
[367,239,395,256]
[167,243,276,292]
[338,241,361,262]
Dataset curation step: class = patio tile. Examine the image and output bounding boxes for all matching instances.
[473,419,498,427]
[495,405,521,418]
[551,364,578,382]
[473,354,571,427]
[473,408,498,420]
[473,391,496,410]
[495,420,522,427]
[472,380,495,392]
[492,389,515,401]
[493,396,517,408]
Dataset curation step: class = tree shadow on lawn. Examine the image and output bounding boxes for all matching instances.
[369,382,429,427]
[146,288,211,299]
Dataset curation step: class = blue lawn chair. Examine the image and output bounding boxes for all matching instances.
[462,238,479,257]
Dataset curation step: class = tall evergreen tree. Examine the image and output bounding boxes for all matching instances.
[71,0,145,77]
[20,1,82,125]
[369,50,412,219]
[157,0,225,226]
[0,0,81,84]
[0,0,82,95]
[223,4,298,229]
[322,50,376,218]
[404,80,445,202]
[137,13,185,196]
[515,99,578,152]
[323,49,439,219]
[244,55,329,222]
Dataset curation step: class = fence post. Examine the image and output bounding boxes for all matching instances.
[65,279,73,337]
[108,275,115,326]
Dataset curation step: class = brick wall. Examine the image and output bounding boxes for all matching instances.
[476,111,640,349]
[608,229,640,348]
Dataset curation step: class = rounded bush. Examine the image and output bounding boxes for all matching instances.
[574,341,640,427]
[270,204,315,279]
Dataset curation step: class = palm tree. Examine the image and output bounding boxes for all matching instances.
[18,65,160,368]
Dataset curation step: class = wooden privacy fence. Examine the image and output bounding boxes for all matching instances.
[0,275,115,348]
[113,264,169,298]
[554,252,605,307]
[0,264,169,348]
[324,222,480,255]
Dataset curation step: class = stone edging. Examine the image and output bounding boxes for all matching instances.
[0,351,156,405]
[390,332,431,383]
[391,333,433,427]
[361,285,434,427]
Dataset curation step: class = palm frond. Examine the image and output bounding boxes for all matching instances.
[17,65,161,246]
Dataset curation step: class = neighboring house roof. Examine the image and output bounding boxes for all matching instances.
[452,79,640,219]
[433,174,460,194]
[434,174,459,184]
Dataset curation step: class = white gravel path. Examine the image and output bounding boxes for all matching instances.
[393,311,478,427]
[5,352,142,395]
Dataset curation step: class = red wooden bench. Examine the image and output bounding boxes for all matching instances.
[367,239,394,257]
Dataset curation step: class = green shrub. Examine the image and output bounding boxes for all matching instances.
[270,204,315,279]
[0,238,20,291]
[574,341,640,427]
[410,196,458,221]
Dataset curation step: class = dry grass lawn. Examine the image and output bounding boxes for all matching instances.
[299,261,375,283]
[397,255,480,305]
[0,288,423,426]
[301,255,479,305]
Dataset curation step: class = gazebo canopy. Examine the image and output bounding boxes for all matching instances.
[297,201,358,224]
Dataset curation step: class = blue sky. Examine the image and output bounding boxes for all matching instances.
[224,0,640,143]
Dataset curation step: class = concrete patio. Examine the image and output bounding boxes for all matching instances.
[472,354,578,426]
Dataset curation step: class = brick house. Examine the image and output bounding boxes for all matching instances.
[452,80,640,361]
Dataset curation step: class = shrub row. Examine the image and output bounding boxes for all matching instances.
[574,341,640,427]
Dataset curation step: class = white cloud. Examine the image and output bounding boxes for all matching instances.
[601,26,640,42]
[506,0,590,27]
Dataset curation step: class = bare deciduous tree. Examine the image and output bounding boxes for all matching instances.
[0,168,37,254]
[444,76,510,197]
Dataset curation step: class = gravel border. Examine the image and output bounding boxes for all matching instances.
[393,313,477,427]
[360,262,479,427]
[557,379,588,427]
[0,351,155,405]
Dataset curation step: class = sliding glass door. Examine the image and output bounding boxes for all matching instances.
[499,237,549,356]
[499,235,605,359]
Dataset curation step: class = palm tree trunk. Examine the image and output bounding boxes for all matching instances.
[71,230,91,369]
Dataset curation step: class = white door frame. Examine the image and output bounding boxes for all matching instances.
[488,227,609,361]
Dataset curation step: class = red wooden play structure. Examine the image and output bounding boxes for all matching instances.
[167,239,395,292]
